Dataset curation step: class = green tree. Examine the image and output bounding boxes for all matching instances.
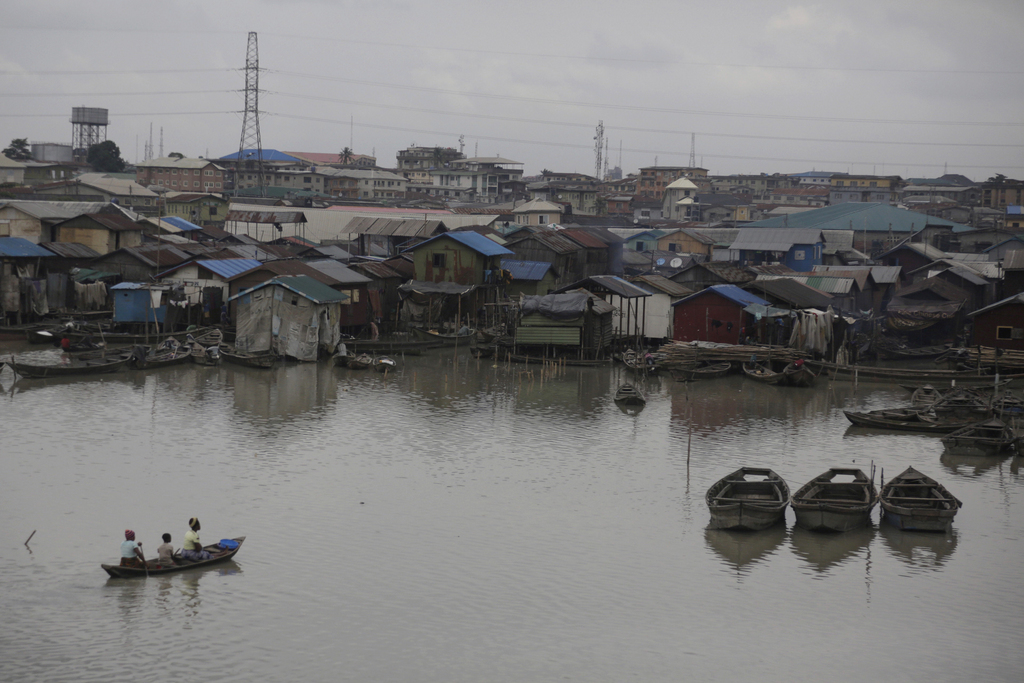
[339,147,354,164]
[168,151,184,159]
[87,140,126,172]
[3,138,31,160]
[986,173,1007,186]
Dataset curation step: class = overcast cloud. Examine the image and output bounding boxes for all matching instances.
[2,0,1022,180]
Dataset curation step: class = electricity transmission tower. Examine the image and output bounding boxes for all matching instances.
[594,120,604,181]
[689,133,696,168]
[237,31,266,198]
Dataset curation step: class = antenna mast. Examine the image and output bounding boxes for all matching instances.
[594,120,604,181]
[689,133,695,168]
[603,138,609,179]
[237,31,266,198]
[159,127,164,159]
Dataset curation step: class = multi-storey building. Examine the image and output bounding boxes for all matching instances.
[829,174,903,205]
[982,178,1024,210]
[136,157,227,192]
[395,146,463,183]
[638,166,708,200]
[415,157,524,203]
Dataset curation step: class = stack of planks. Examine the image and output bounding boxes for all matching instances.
[949,346,1024,371]
[656,342,804,370]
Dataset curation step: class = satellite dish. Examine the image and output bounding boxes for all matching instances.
[670,258,683,268]
[656,258,666,266]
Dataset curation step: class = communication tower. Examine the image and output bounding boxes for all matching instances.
[594,120,604,181]
[689,133,696,168]
[71,107,108,161]
[236,31,266,197]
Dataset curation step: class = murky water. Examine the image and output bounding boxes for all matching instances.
[1,343,1022,682]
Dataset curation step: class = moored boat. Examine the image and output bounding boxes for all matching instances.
[670,361,732,381]
[130,343,193,370]
[781,360,816,387]
[843,408,975,434]
[791,468,877,532]
[345,338,442,354]
[101,536,245,578]
[706,467,790,531]
[9,350,134,378]
[373,357,398,373]
[613,383,646,406]
[346,353,373,369]
[941,418,1020,454]
[221,346,277,369]
[742,360,785,385]
[879,467,961,532]
[411,327,475,347]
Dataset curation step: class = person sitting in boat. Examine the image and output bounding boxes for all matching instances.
[120,530,146,568]
[181,518,213,561]
[60,336,72,352]
[157,533,175,567]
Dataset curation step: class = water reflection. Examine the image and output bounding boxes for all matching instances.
[940,450,1013,477]
[705,524,787,575]
[879,524,958,574]
[790,526,874,574]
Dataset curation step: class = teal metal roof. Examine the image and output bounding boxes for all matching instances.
[406,231,514,257]
[744,202,972,233]
[229,275,349,304]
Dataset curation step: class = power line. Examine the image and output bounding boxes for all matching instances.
[4,89,233,98]
[268,112,1024,170]
[270,71,1024,127]
[0,68,238,76]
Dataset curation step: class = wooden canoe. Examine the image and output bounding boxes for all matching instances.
[411,327,475,347]
[9,351,133,378]
[781,361,816,387]
[879,467,961,532]
[941,418,1020,454]
[221,347,277,369]
[791,468,877,533]
[671,361,732,382]
[614,383,646,406]
[373,357,398,373]
[131,345,193,370]
[843,409,975,434]
[346,353,374,370]
[344,338,442,354]
[706,467,790,531]
[102,536,245,578]
[742,361,785,385]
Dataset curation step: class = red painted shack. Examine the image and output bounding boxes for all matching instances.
[969,293,1024,351]
[671,284,769,343]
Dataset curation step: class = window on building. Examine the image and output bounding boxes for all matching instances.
[205,170,213,176]
[171,181,177,187]
[996,326,1013,340]
[194,181,200,188]
[432,253,446,268]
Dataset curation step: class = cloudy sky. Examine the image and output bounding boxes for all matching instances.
[2,0,1022,180]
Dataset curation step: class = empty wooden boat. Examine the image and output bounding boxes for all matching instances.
[346,353,373,370]
[221,346,277,369]
[843,408,975,434]
[706,467,790,531]
[373,357,398,373]
[102,536,245,578]
[781,360,816,387]
[671,361,732,382]
[791,468,877,533]
[613,383,646,407]
[9,351,133,378]
[130,344,193,370]
[411,327,475,346]
[879,467,961,532]
[941,418,1020,454]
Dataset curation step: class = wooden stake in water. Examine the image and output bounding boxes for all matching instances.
[24,530,36,547]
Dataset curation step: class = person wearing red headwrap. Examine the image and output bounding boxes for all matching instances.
[119,529,146,568]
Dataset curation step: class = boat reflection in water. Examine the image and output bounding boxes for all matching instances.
[704,524,788,576]
[790,525,874,574]
[879,524,958,575]
[940,450,1013,478]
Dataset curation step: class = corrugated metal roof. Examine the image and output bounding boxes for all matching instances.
[304,259,372,285]
[729,228,823,251]
[675,284,768,308]
[800,276,855,294]
[195,259,262,279]
[560,229,608,248]
[631,274,693,297]
[747,278,834,309]
[348,217,446,238]
[556,275,652,298]
[219,149,302,162]
[230,275,349,304]
[0,237,55,258]
[969,292,1024,317]
[161,216,204,232]
[508,231,581,255]
[745,202,973,234]
[223,259,338,286]
[409,231,514,257]
[351,260,403,280]
[38,241,101,258]
[111,282,171,290]
[225,209,307,224]
[1004,250,1024,270]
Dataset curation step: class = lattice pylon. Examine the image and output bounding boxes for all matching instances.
[237,31,265,198]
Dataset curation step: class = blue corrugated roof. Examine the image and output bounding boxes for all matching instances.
[161,216,204,232]
[501,259,552,281]
[745,202,973,233]
[218,149,302,163]
[674,284,768,308]
[408,231,514,257]
[0,237,55,258]
[195,259,261,279]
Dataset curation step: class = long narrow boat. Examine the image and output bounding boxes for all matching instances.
[344,338,442,355]
[221,346,277,369]
[742,360,785,384]
[781,360,816,387]
[63,325,221,346]
[131,345,193,370]
[411,327,475,347]
[706,467,790,531]
[843,408,975,434]
[815,360,1024,384]
[876,344,952,360]
[941,418,1020,454]
[879,467,961,532]
[373,357,398,373]
[9,351,134,378]
[346,353,374,370]
[791,468,877,532]
[101,536,245,578]
[671,361,732,382]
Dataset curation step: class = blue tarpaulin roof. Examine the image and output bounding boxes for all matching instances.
[219,149,302,162]
[0,237,55,258]
[161,216,204,232]
[673,284,769,308]
[501,259,553,281]
[406,231,514,257]
[194,259,261,279]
